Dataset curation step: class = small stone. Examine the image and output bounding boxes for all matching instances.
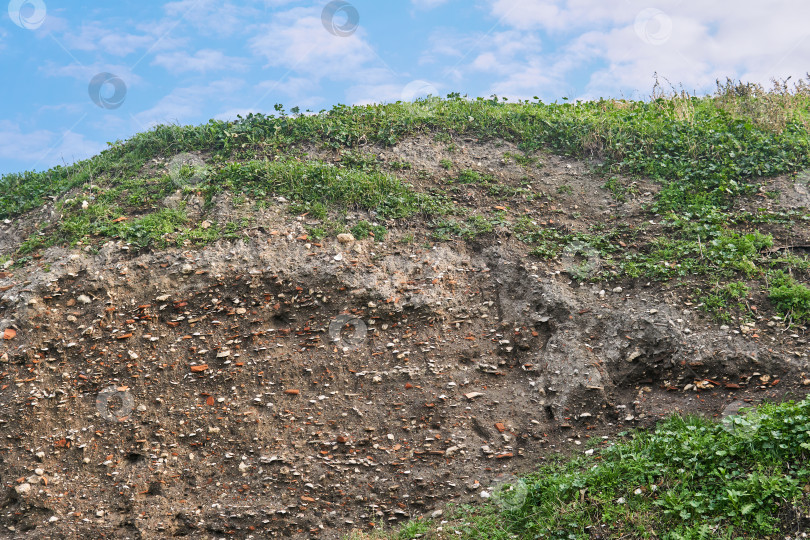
[77,294,92,305]
[201,220,211,229]
[181,264,193,275]
[96,510,105,518]
[480,490,491,499]
[34,468,44,476]
[48,516,59,523]
[337,233,355,244]
[35,451,45,461]
[15,483,30,495]
[464,392,484,400]
[333,253,343,261]
[612,287,623,294]
[136,404,147,412]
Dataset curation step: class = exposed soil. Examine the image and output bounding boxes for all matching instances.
[0,136,808,539]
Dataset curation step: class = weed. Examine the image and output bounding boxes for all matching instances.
[389,160,412,171]
[351,220,387,241]
[767,270,810,323]
[699,281,751,322]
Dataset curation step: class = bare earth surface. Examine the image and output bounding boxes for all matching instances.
[0,136,808,539]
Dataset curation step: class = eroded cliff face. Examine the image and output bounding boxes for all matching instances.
[0,230,796,539]
[0,136,806,538]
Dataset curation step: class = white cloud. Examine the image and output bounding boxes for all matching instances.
[61,23,171,56]
[163,0,256,36]
[249,7,382,82]
[133,79,247,128]
[411,0,451,9]
[439,0,810,100]
[0,121,103,171]
[41,62,144,94]
[152,49,250,73]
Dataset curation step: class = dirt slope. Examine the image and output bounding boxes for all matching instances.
[0,136,808,539]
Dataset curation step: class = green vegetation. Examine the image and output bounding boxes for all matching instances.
[767,270,810,323]
[602,176,638,202]
[351,220,387,241]
[432,214,494,240]
[504,151,541,168]
[378,398,810,539]
[699,281,751,322]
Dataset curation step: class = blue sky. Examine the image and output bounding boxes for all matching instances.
[2,0,809,175]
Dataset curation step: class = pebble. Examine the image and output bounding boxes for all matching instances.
[337,233,355,244]
[77,294,92,305]
[612,287,623,293]
[15,483,30,495]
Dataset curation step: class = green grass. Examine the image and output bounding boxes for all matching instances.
[209,159,450,219]
[10,158,452,252]
[767,270,810,323]
[351,220,387,241]
[5,79,809,221]
[376,398,810,539]
[699,281,752,323]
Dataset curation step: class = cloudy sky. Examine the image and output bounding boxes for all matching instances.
[1,0,808,174]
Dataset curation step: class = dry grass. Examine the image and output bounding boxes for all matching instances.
[712,75,810,131]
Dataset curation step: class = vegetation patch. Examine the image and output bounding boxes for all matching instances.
[382,398,810,539]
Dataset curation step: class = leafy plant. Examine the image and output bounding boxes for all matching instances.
[767,270,810,323]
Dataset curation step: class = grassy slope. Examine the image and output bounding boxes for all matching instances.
[366,398,810,539]
[4,80,810,537]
